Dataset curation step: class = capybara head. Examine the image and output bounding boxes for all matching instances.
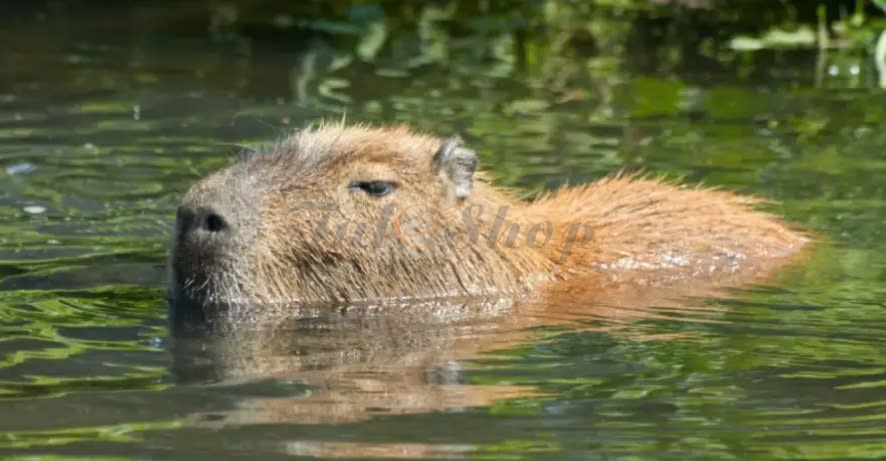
[168,124,548,313]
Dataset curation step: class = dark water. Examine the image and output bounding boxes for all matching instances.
[2,2,886,460]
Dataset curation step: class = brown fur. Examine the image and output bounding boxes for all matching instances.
[170,123,811,452]
[169,122,808,309]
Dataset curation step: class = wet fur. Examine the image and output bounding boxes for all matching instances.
[170,123,808,308]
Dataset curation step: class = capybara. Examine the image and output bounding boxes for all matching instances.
[168,122,807,312]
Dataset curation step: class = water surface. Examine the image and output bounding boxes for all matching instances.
[2,3,886,460]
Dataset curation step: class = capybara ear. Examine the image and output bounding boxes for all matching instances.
[433,135,477,202]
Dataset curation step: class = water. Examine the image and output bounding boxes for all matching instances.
[2,2,886,460]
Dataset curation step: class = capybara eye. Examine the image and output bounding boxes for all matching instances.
[348,180,397,197]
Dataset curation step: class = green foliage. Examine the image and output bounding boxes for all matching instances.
[1,1,886,459]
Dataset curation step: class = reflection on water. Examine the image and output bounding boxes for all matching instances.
[167,283,743,424]
[2,1,886,460]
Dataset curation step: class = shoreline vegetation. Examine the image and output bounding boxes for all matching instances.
[2,1,884,90]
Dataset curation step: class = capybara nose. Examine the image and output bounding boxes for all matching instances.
[176,205,230,239]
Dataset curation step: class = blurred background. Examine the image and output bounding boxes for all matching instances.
[2,1,886,460]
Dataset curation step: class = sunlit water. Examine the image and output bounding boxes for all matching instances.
[2,3,886,460]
